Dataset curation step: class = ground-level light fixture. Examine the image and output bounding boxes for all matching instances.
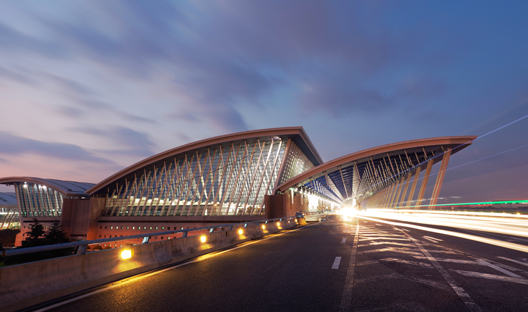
[261,224,266,230]
[200,235,207,243]
[238,229,243,235]
[121,249,132,260]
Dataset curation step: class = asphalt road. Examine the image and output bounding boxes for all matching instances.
[35,215,528,312]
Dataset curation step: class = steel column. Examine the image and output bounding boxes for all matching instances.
[415,160,434,208]
[405,167,421,208]
[429,149,452,208]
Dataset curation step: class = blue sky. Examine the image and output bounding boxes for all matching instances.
[0,1,527,203]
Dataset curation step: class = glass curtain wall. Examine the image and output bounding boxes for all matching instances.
[105,138,289,217]
[14,183,64,217]
[0,206,20,229]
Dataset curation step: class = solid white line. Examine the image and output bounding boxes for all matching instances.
[477,259,522,278]
[33,224,318,312]
[332,257,342,269]
[341,237,346,244]
[498,256,528,267]
[399,229,482,312]
[339,220,359,312]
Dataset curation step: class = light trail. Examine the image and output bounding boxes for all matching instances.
[359,209,528,241]
[358,214,528,254]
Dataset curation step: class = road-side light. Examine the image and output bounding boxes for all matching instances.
[121,249,132,260]
[238,229,243,235]
[262,224,266,230]
[200,235,207,243]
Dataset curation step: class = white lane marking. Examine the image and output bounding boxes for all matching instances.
[452,270,528,285]
[424,235,443,241]
[355,273,451,292]
[341,237,346,244]
[360,237,410,241]
[358,242,415,247]
[358,247,422,256]
[498,256,528,267]
[33,224,318,312]
[477,259,522,278]
[413,256,478,265]
[378,258,433,268]
[398,228,482,312]
[339,221,359,312]
[360,234,406,237]
[332,257,342,269]
[423,237,440,243]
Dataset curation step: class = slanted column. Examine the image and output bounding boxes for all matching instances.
[379,189,388,207]
[405,167,422,208]
[388,179,401,208]
[398,172,413,208]
[415,160,434,208]
[385,184,396,208]
[429,149,452,208]
[391,177,405,208]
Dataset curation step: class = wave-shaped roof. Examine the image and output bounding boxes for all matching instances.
[88,127,322,195]
[0,177,95,196]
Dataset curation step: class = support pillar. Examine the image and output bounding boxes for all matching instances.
[385,184,396,208]
[415,160,433,208]
[398,172,412,208]
[388,180,401,208]
[429,149,452,208]
[391,177,405,208]
[405,167,421,208]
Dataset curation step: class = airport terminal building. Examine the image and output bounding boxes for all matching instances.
[0,127,475,246]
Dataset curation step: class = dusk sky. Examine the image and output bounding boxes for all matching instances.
[1,1,527,203]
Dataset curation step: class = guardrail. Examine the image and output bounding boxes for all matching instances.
[3,216,298,258]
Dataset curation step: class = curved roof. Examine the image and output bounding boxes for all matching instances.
[0,192,17,205]
[88,127,322,195]
[274,135,477,203]
[0,177,95,196]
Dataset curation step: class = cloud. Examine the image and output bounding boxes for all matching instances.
[72,126,156,157]
[0,131,113,163]
[0,66,36,85]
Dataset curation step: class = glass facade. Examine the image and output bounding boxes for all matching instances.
[14,183,64,217]
[279,142,315,185]
[103,137,317,217]
[0,206,20,229]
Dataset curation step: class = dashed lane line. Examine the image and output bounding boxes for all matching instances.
[332,257,342,269]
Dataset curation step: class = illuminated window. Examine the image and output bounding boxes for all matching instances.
[127,226,129,229]
[132,226,135,229]
[162,227,165,230]
[111,226,113,229]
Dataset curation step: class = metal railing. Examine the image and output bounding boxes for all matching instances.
[2,216,298,258]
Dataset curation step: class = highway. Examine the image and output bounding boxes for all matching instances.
[34,214,528,312]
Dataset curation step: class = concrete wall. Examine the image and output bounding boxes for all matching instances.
[0,219,300,312]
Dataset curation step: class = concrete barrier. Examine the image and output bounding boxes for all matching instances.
[0,220,299,312]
